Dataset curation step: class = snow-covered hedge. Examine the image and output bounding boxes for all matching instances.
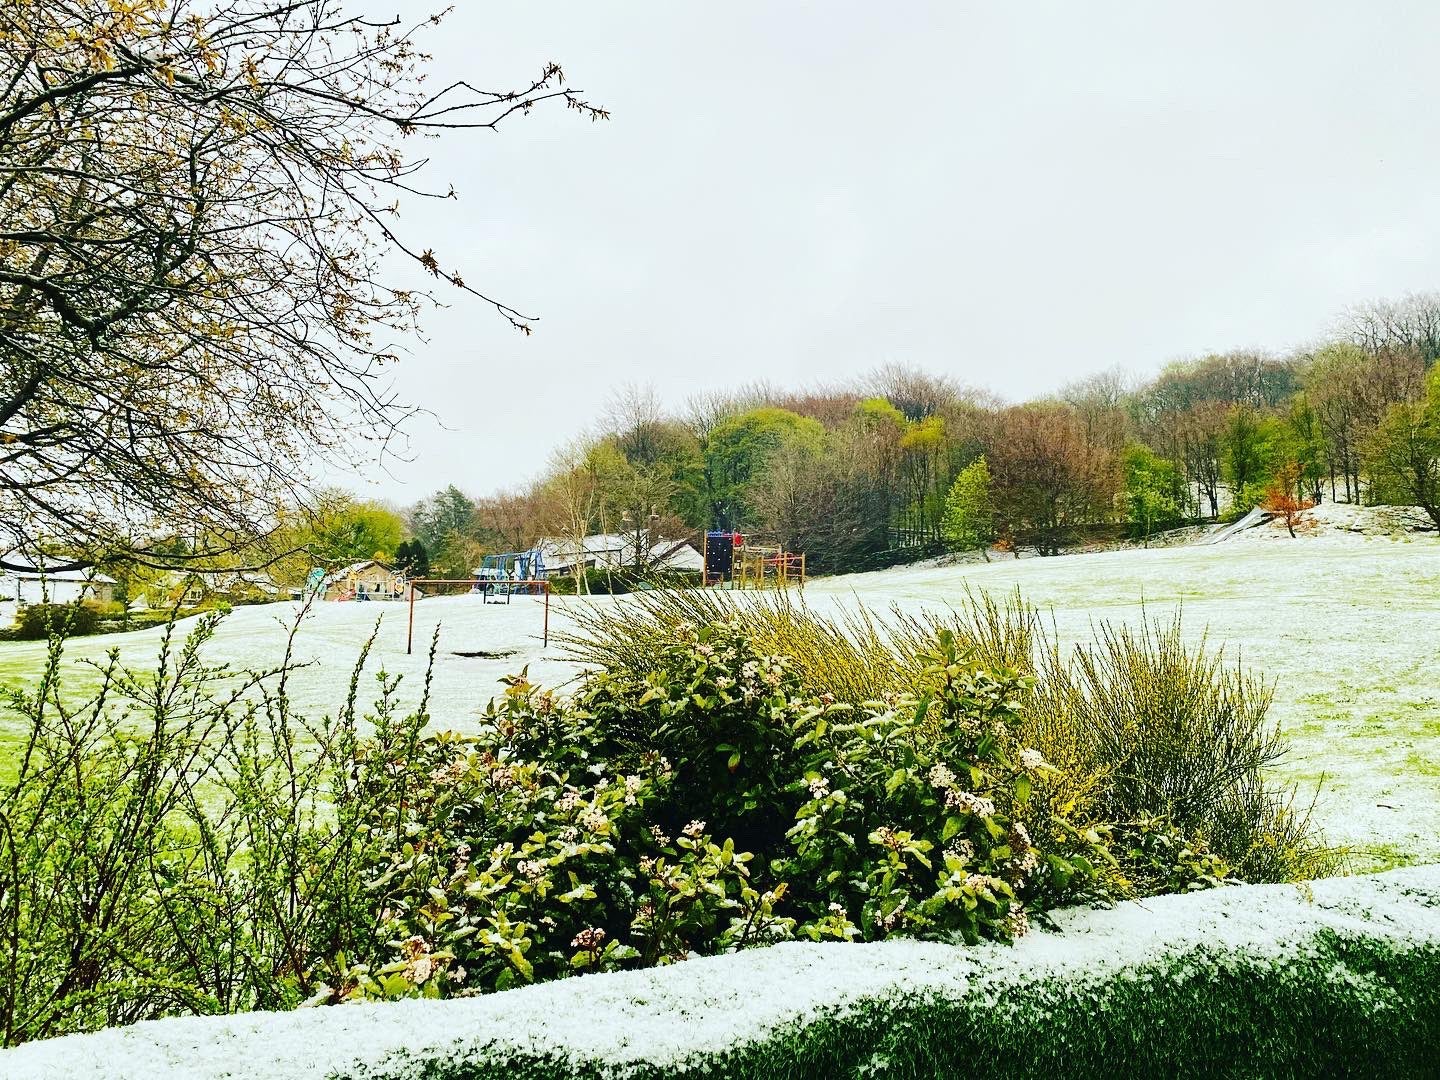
[5,866,1439,1080]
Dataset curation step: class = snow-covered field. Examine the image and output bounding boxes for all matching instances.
[1,520,1437,864]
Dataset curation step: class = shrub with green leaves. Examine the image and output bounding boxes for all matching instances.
[782,628,1111,943]
[343,619,1120,1006]
[12,602,99,640]
[563,588,1334,892]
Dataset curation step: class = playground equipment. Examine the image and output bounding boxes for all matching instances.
[702,530,737,586]
[702,531,805,590]
[474,549,547,597]
[406,577,551,654]
[310,561,407,601]
[735,545,806,589]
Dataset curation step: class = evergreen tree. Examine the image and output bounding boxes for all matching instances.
[394,539,431,578]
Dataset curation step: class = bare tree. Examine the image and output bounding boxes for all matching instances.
[864,362,965,421]
[987,403,1112,555]
[1339,293,1440,365]
[0,1,605,570]
[1062,365,1134,456]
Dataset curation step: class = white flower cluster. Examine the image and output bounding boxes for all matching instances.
[944,838,975,862]
[927,763,957,790]
[1009,849,1040,880]
[944,789,996,818]
[580,807,609,832]
[453,842,472,871]
[517,859,546,881]
[1019,748,1047,772]
[401,935,436,985]
[807,775,831,799]
[875,896,908,931]
[962,873,1005,893]
[681,819,707,839]
[1006,906,1030,938]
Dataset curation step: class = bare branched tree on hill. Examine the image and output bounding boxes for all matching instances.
[1340,293,1440,366]
[0,0,605,570]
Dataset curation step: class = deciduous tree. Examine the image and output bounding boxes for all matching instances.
[940,456,996,560]
[0,1,605,569]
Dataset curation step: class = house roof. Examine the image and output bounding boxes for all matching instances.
[320,560,395,588]
[0,564,116,584]
[536,534,702,573]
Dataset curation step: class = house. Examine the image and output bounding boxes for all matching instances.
[318,561,407,601]
[0,564,116,607]
[143,569,282,607]
[534,534,703,579]
[0,561,118,628]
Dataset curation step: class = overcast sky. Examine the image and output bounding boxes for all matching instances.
[333,1,1440,505]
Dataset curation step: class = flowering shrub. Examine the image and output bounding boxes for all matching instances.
[337,621,1122,1002]
[329,667,792,1001]
[783,629,1112,944]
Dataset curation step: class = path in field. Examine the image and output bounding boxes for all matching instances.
[0,535,1436,864]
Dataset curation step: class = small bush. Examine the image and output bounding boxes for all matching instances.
[12,602,99,640]
[1028,615,1334,884]
[0,616,429,1043]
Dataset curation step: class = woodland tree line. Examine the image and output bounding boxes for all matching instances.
[292,292,1440,587]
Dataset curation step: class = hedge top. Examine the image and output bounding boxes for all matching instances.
[3,866,1437,1080]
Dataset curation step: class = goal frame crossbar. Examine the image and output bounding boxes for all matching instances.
[406,577,551,655]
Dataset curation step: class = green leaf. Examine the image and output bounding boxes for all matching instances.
[1015,773,1032,803]
[511,950,534,981]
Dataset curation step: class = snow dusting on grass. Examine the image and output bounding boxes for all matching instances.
[802,534,1440,865]
[3,865,1437,1079]
[0,526,1436,862]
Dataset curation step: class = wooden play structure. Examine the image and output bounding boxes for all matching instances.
[702,531,805,590]
[735,545,806,589]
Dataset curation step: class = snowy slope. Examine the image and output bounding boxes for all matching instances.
[1,530,1437,860]
[3,865,1437,1080]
